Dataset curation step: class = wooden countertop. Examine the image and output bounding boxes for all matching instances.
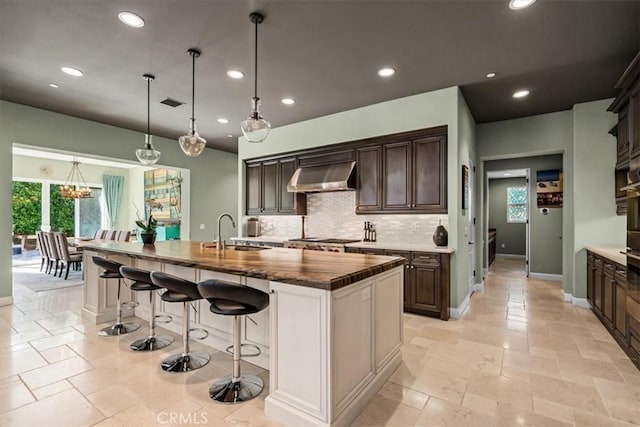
[82,240,404,291]
[586,246,626,267]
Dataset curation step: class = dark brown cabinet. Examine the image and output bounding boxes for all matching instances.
[617,107,630,167]
[586,250,638,369]
[356,146,382,212]
[488,229,497,266]
[245,159,306,215]
[381,136,447,213]
[345,247,450,320]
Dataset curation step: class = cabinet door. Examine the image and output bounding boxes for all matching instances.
[246,162,262,214]
[615,277,627,342]
[594,258,603,316]
[587,253,594,305]
[412,261,441,315]
[356,146,382,212]
[630,82,640,156]
[262,161,278,214]
[618,107,630,166]
[279,158,306,215]
[413,136,447,212]
[383,141,412,210]
[603,266,615,329]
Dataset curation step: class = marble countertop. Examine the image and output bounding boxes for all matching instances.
[586,246,626,267]
[82,240,404,291]
[345,241,455,254]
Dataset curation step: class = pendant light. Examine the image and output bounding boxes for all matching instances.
[178,48,206,157]
[240,12,270,143]
[136,73,161,165]
[60,158,92,199]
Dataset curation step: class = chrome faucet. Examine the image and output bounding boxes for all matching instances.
[216,213,236,249]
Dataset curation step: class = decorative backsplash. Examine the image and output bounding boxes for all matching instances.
[257,191,448,244]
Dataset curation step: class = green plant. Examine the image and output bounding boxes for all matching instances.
[136,215,157,233]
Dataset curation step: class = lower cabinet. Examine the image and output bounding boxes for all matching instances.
[586,250,637,370]
[346,247,450,320]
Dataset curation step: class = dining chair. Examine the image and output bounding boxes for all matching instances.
[117,230,131,242]
[44,232,60,276]
[54,232,82,279]
[93,229,107,240]
[36,231,48,272]
[104,230,118,240]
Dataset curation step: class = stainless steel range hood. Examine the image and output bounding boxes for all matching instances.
[287,161,356,193]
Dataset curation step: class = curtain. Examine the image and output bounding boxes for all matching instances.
[102,175,124,229]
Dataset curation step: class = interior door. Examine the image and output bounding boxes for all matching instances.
[468,159,476,294]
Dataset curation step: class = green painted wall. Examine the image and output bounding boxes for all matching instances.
[488,177,527,256]
[0,100,238,301]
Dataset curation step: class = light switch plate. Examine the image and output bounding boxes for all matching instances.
[200,224,205,230]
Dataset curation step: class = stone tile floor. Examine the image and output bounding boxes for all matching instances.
[1,256,639,426]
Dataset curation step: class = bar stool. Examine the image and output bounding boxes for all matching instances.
[92,256,140,336]
[197,280,269,403]
[119,266,174,351]
[150,271,210,372]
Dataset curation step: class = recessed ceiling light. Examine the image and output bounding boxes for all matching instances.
[281,98,295,105]
[377,67,395,77]
[61,66,83,77]
[226,70,244,79]
[227,134,234,138]
[513,89,530,98]
[486,72,497,78]
[49,83,59,88]
[504,173,511,176]
[509,0,536,10]
[217,118,229,124]
[118,11,145,28]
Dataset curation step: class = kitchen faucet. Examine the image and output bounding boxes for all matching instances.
[216,213,236,249]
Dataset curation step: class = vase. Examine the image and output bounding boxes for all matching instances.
[432,221,448,247]
[140,232,156,245]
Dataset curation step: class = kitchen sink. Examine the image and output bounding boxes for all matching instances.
[232,245,271,251]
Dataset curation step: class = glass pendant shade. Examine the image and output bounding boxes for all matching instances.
[179,118,207,157]
[241,97,271,143]
[136,134,161,165]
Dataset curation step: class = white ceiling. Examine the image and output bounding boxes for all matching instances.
[487,169,528,179]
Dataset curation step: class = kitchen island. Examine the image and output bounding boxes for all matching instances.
[81,240,404,426]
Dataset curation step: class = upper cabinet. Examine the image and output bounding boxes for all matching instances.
[357,127,448,214]
[245,158,306,216]
[245,125,447,216]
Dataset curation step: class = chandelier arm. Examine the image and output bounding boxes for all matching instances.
[74,163,90,189]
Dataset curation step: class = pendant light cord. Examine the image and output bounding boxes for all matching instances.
[191,52,196,121]
[146,77,151,136]
[254,19,258,99]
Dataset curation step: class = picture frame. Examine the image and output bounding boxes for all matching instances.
[462,164,469,210]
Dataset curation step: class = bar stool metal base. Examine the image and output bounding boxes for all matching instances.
[161,351,210,372]
[209,374,264,403]
[98,322,140,337]
[130,335,174,351]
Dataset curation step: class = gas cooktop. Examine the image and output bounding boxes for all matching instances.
[288,238,361,244]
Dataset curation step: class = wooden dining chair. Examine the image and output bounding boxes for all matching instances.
[94,229,107,240]
[44,232,60,275]
[104,230,118,240]
[117,230,131,242]
[54,232,82,279]
[36,231,48,272]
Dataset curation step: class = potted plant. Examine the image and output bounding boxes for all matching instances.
[136,215,158,245]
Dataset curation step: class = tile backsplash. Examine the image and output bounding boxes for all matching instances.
[256,192,448,244]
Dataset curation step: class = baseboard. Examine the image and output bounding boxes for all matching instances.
[496,254,526,259]
[0,296,14,306]
[529,272,562,282]
[450,293,470,318]
[562,291,591,308]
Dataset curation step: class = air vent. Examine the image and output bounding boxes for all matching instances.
[160,98,184,107]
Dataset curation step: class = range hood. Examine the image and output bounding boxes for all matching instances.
[287,161,356,193]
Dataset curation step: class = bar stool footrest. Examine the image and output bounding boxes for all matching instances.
[154,314,173,324]
[122,301,139,310]
[188,327,208,340]
[225,343,261,358]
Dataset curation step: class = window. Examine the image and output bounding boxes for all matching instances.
[507,186,527,223]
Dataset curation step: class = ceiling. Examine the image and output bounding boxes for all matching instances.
[487,169,528,179]
[13,146,145,170]
[1,1,638,154]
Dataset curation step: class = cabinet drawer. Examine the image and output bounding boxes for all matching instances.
[360,248,385,256]
[604,262,616,278]
[411,252,440,264]
[616,268,627,287]
[384,250,410,262]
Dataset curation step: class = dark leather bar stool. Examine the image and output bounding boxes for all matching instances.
[119,266,174,352]
[92,256,140,336]
[197,280,269,403]
[150,271,210,372]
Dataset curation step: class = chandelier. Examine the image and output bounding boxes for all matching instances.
[60,160,92,199]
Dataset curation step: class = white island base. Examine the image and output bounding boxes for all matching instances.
[266,267,403,426]
[81,247,403,426]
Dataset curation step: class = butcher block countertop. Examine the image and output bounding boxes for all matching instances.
[82,240,404,291]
